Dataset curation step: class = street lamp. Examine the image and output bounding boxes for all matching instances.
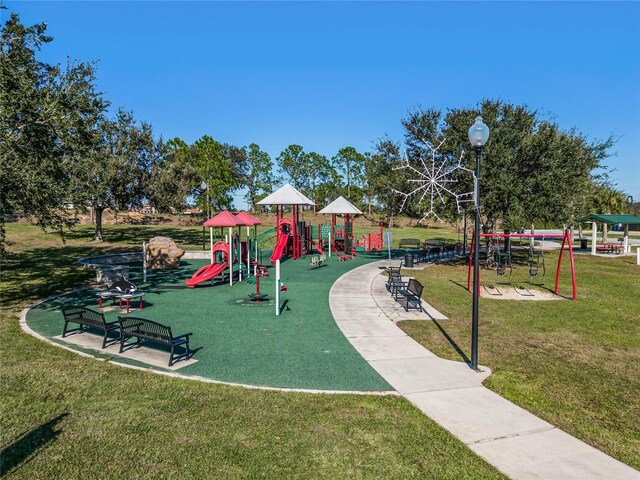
[200,181,209,219]
[468,116,490,370]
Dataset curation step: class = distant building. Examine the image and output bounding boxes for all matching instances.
[183,208,203,215]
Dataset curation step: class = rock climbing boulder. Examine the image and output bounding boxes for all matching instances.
[146,236,185,269]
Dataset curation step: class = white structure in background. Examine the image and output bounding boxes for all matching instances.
[257,184,315,316]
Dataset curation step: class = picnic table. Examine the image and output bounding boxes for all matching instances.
[596,243,624,254]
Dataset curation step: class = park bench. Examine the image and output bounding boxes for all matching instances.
[394,278,424,312]
[118,316,192,367]
[61,306,120,349]
[399,238,421,249]
[385,265,403,292]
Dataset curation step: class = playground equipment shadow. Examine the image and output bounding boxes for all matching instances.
[25,252,396,392]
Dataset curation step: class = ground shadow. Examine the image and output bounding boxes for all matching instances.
[0,413,68,477]
[431,319,471,366]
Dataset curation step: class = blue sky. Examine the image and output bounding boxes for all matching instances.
[4,1,640,208]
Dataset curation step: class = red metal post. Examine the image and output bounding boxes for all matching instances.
[467,230,475,291]
[555,232,567,296]
[567,230,577,300]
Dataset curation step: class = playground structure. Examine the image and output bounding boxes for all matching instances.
[466,230,577,300]
[258,184,316,315]
[186,241,230,288]
[186,210,261,288]
[318,196,364,260]
[357,224,384,252]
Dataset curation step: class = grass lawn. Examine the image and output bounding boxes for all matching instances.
[1,223,505,479]
[399,250,640,469]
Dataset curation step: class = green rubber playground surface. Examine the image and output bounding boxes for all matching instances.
[25,252,393,391]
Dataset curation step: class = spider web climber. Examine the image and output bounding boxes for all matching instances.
[392,138,476,223]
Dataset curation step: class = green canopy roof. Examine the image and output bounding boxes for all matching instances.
[576,214,640,224]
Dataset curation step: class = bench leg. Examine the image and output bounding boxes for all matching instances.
[62,320,69,338]
[102,331,109,349]
[119,334,127,353]
[169,345,175,367]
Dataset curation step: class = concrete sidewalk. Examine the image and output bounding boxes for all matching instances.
[329,260,639,480]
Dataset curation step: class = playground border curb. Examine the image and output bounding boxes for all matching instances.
[18,290,398,397]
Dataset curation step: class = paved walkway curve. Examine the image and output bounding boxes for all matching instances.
[329,259,639,480]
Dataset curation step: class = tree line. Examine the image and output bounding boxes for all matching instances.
[1,14,634,252]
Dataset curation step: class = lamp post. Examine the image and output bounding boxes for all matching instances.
[468,116,490,370]
[200,181,210,219]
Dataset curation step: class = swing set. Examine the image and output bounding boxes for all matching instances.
[467,230,577,300]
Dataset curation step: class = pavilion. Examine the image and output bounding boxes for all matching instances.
[575,214,640,255]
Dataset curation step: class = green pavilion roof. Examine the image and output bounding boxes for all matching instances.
[576,214,640,224]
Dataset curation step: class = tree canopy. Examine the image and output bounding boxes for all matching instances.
[0,13,107,249]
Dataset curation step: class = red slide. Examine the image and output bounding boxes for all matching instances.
[185,262,228,288]
[316,242,325,255]
[270,233,290,264]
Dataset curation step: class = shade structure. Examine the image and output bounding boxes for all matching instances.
[234,211,257,226]
[317,196,363,215]
[203,210,240,227]
[576,214,640,225]
[257,183,315,206]
[249,214,262,225]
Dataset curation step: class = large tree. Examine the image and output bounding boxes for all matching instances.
[0,13,107,251]
[73,109,158,241]
[147,137,197,216]
[239,143,274,212]
[331,146,365,198]
[306,152,339,209]
[191,135,238,215]
[394,100,614,230]
[276,144,308,191]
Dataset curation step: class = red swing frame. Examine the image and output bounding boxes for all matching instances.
[466,230,577,300]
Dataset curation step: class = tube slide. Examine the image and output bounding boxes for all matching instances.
[270,233,290,264]
[185,262,228,288]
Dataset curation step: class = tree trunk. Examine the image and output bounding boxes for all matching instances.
[114,207,118,225]
[93,207,104,241]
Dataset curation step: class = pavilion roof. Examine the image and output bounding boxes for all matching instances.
[576,214,640,225]
[257,184,315,206]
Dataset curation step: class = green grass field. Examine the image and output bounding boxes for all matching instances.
[400,251,640,469]
[1,223,505,479]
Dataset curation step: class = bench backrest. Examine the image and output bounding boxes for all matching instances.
[61,307,106,327]
[388,266,401,276]
[399,238,421,248]
[407,279,424,298]
[119,316,172,342]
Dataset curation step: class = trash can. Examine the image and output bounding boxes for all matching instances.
[580,238,588,249]
[404,253,414,268]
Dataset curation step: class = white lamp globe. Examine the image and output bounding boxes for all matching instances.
[468,116,490,147]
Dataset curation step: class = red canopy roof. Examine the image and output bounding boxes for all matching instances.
[203,210,240,227]
[249,214,262,225]
[234,211,256,226]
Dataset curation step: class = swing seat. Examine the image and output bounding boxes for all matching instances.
[530,269,538,276]
[497,267,506,275]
